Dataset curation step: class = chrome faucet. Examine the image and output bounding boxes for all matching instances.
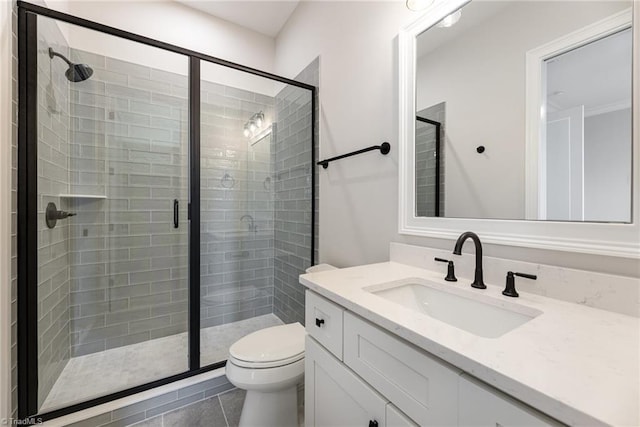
[240,214,257,232]
[453,231,486,289]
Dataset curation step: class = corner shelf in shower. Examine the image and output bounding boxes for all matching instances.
[58,194,107,199]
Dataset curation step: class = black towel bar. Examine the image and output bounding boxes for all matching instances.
[317,142,390,169]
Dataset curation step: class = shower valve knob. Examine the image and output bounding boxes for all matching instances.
[45,202,76,229]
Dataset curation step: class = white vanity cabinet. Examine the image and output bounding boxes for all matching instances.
[305,290,564,427]
[458,375,559,427]
[343,312,459,426]
[306,336,387,427]
[306,336,419,427]
[306,290,344,359]
[387,404,419,427]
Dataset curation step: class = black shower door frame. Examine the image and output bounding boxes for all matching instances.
[17,1,316,421]
[416,116,441,216]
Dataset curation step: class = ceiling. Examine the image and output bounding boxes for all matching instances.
[416,1,511,59]
[176,1,300,37]
[416,1,632,114]
[546,28,632,114]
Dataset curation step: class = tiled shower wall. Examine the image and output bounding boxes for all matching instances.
[65,49,191,358]
[10,1,18,419]
[66,52,285,356]
[273,58,318,325]
[36,17,72,406]
[199,80,276,328]
[416,103,445,217]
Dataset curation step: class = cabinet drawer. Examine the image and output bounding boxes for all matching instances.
[305,291,344,359]
[387,404,418,427]
[305,336,387,427]
[459,374,561,426]
[344,312,460,426]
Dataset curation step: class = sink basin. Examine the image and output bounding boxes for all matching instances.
[365,278,542,338]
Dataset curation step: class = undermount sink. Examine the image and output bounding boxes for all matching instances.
[365,278,542,338]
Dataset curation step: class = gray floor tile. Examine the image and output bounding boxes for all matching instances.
[219,389,246,427]
[162,396,227,427]
[65,412,111,427]
[128,415,163,427]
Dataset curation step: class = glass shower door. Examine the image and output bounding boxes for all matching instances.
[198,61,314,366]
[35,15,190,412]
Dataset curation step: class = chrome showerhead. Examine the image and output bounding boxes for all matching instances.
[48,47,94,82]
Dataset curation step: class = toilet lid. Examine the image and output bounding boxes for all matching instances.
[229,323,305,368]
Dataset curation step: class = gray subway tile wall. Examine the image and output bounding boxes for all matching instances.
[19,10,317,412]
[36,16,72,407]
[415,102,445,217]
[273,58,319,325]
[65,48,190,361]
[66,53,316,357]
[291,57,320,266]
[199,79,276,330]
[11,2,18,417]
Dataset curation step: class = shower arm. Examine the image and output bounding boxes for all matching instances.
[48,48,73,67]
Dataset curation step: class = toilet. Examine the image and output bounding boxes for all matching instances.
[226,322,306,427]
[226,264,337,426]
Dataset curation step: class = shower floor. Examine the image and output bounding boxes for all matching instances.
[41,314,284,412]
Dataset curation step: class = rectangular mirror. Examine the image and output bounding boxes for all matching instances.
[398,0,639,257]
[415,0,632,222]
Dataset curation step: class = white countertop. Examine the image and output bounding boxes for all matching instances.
[300,262,640,427]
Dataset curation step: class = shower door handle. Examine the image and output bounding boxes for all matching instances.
[173,199,179,228]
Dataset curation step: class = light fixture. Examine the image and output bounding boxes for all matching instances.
[243,111,265,138]
[437,9,462,28]
[255,111,264,128]
[406,0,434,11]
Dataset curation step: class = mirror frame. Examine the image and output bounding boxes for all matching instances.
[398,0,640,258]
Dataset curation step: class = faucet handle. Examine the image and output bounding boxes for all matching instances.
[503,271,537,298]
[434,258,457,282]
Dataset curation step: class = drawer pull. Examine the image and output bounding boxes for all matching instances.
[369,420,379,427]
[315,318,325,327]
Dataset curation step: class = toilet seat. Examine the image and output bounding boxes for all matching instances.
[229,322,305,369]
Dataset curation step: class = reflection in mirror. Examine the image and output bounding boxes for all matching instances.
[543,28,632,222]
[415,1,633,222]
[415,103,445,217]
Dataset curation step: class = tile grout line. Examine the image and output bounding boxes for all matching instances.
[218,395,230,427]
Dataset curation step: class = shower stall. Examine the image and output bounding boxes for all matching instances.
[17,2,315,420]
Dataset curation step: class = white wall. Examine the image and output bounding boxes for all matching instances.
[275,1,639,277]
[276,1,418,267]
[42,0,278,94]
[415,1,630,219]
[584,108,632,222]
[48,0,275,71]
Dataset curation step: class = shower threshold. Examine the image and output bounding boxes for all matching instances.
[41,314,283,413]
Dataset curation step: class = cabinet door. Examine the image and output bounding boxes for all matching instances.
[306,336,387,427]
[343,312,459,426]
[459,375,561,427]
[387,404,419,427]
